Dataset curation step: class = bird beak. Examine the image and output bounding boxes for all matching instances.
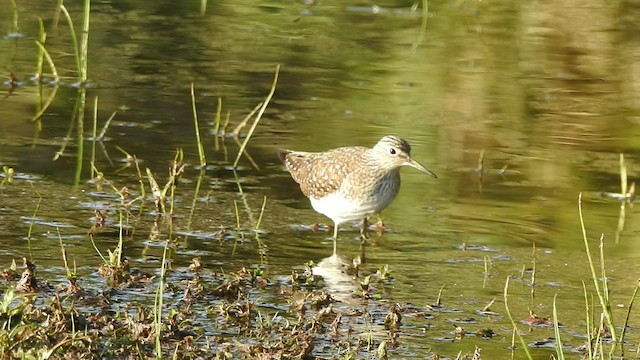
[406,157,438,179]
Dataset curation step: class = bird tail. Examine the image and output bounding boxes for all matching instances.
[277,150,291,165]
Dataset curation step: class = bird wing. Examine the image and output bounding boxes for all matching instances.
[279,148,364,199]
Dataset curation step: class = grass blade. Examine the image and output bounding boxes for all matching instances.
[503,276,533,359]
[232,64,280,169]
[191,83,206,167]
[552,293,565,360]
[578,193,617,343]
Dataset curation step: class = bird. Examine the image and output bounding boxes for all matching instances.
[278,135,437,254]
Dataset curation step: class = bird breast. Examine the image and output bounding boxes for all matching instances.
[310,170,401,224]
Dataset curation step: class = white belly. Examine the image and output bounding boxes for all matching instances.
[309,177,399,225]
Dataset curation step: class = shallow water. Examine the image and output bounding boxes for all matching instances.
[1,1,640,358]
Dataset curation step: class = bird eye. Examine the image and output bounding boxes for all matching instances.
[389,148,397,155]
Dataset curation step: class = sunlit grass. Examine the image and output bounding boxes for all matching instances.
[190,83,206,168]
[516,194,640,360]
[212,97,222,149]
[552,294,565,360]
[59,0,90,84]
[503,276,533,360]
[232,64,280,169]
[88,164,132,273]
[58,229,78,288]
[254,195,269,263]
[578,193,617,346]
[54,0,91,185]
[154,239,170,359]
[146,150,185,222]
[502,193,640,359]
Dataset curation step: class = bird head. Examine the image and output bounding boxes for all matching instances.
[372,135,437,178]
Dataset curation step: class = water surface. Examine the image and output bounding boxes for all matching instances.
[1,1,640,358]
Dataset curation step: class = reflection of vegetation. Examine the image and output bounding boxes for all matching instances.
[412,0,429,50]
[33,35,60,119]
[33,18,59,147]
[612,154,635,243]
[585,154,636,243]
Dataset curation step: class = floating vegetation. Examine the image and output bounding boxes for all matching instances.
[0,253,429,359]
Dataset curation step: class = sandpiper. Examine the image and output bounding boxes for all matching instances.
[279,135,437,254]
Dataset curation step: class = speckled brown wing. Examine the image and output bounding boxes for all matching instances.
[278,147,366,199]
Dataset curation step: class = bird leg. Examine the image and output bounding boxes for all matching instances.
[358,218,369,264]
[360,217,370,240]
[332,223,338,255]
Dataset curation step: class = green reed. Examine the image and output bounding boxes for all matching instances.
[186,168,206,233]
[190,83,206,168]
[254,196,268,262]
[167,151,184,236]
[212,97,222,149]
[503,276,533,360]
[552,294,565,360]
[146,151,184,218]
[58,229,77,283]
[154,240,170,359]
[232,199,242,257]
[53,0,63,27]
[582,282,595,359]
[115,146,146,199]
[56,1,91,185]
[619,281,640,357]
[73,90,86,185]
[79,0,90,84]
[91,96,98,178]
[35,18,45,81]
[232,64,280,169]
[59,0,90,83]
[532,194,640,359]
[578,193,617,345]
[89,165,129,268]
[33,22,60,122]
[200,0,208,15]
